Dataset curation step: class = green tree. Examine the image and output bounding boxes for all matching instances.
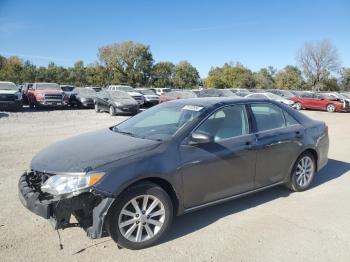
[174,61,200,88]
[86,63,108,86]
[98,41,153,86]
[21,60,37,83]
[254,66,276,89]
[320,77,340,91]
[275,65,305,90]
[205,62,255,88]
[151,61,175,87]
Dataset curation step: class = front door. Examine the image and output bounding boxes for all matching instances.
[180,104,257,209]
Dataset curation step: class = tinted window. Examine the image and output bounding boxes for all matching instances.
[251,103,286,132]
[301,92,314,98]
[196,105,249,142]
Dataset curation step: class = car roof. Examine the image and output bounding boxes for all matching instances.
[165,97,275,107]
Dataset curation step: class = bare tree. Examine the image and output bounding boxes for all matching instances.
[297,39,340,91]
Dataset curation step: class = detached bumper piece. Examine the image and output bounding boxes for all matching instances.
[18,171,114,239]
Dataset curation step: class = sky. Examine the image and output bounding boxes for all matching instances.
[0,0,349,77]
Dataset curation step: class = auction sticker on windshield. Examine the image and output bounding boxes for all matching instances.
[182,105,204,111]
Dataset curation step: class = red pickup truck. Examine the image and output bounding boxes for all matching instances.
[27,83,69,108]
[290,92,350,112]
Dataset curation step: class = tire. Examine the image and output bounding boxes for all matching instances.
[106,182,174,250]
[109,105,116,116]
[94,103,101,113]
[286,152,316,192]
[326,103,336,113]
[294,102,302,110]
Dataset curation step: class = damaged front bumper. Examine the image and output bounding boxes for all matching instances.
[18,171,114,239]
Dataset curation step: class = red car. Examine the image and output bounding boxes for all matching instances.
[27,82,69,108]
[290,92,349,112]
[159,90,197,103]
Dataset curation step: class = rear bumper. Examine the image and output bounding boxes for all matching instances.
[18,171,114,239]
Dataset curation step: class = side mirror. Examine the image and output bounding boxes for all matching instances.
[190,132,214,145]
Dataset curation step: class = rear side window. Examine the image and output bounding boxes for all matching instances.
[251,103,286,132]
[283,111,299,126]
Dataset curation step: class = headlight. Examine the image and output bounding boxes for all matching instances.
[114,102,122,107]
[41,172,105,197]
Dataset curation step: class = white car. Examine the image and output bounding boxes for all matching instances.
[0,81,23,111]
[150,88,171,96]
[107,85,144,105]
[245,92,295,107]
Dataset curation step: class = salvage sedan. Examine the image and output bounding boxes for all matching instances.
[19,97,329,250]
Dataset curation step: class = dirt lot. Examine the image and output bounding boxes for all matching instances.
[0,108,349,262]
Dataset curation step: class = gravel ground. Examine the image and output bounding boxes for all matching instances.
[0,108,349,262]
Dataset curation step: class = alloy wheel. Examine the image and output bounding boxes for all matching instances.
[295,156,315,187]
[118,195,165,243]
[327,104,336,112]
[295,102,302,110]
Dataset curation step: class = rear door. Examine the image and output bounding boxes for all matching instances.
[249,103,303,187]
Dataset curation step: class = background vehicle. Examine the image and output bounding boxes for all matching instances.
[19,98,329,250]
[267,89,296,99]
[135,88,159,107]
[71,87,96,108]
[21,83,33,105]
[86,86,102,92]
[60,85,76,106]
[108,85,144,106]
[0,81,23,111]
[150,87,171,95]
[27,82,69,108]
[245,92,295,106]
[199,88,239,98]
[159,90,197,103]
[324,92,350,103]
[290,92,349,112]
[94,90,139,115]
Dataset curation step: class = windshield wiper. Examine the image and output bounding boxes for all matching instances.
[113,127,137,137]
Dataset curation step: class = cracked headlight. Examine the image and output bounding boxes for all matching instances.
[41,172,105,197]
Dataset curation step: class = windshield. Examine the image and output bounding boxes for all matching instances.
[114,86,134,92]
[36,83,60,90]
[137,89,156,95]
[76,88,96,96]
[0,82,17,90]
[108,90,132,99]
[61,86,75,92]
[114,103,205,141]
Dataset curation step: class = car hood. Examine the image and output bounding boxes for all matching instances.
[144,95,159,99]
[34,90,64,94]
[30,129,160,173]
[278,99,294,105]
[0,90,18,94]
[111,98,138,105]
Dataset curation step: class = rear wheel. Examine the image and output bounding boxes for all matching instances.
[109,105,116,116]
[326,103,336,113]
[287,152,316,192]
[294,102,302,110]
[107,182,173,250]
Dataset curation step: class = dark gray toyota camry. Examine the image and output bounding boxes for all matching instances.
[19,97,329,249]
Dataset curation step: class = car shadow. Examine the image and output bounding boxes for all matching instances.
[0,112,9,118]
[162,158,349,244]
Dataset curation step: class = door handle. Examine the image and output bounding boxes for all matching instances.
[245,141,253,150]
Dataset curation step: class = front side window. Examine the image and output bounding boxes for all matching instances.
[196,105,249,142]
[251,103,286,132]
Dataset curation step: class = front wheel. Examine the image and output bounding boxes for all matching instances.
[109,105,116,116]
[286,152,316,192]
[107,182,173,250]
[326,103,336,113]
[94,103,101,113]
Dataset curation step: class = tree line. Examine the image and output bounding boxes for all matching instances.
[0,40,349,91]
